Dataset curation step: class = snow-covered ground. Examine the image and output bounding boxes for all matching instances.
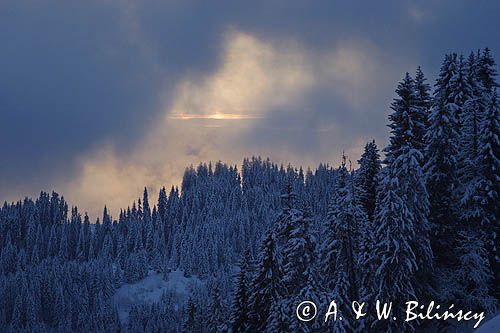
[476,313,500,333]
[113,270,203,324]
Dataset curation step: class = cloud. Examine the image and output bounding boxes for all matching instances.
[168,31,314,118]
[60,31,407,217]
[60,31,311,216]
[4,1,499,215]
[319,40,399,110]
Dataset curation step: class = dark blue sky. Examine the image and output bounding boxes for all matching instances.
[1,0,499,215]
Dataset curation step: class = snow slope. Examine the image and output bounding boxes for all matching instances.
[476,313,500,333]
[113,270,202,324]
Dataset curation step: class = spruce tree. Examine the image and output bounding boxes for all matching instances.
[385,72,425,161]
[424,54,460,282]
[457,52,498,306]
[30,244,40,265]
[230,250,251,333]
[76,224,86,261]
[208,284,228,332]
[450,55,474,128]
[282,203,319,332]
[371,166,418,333]
[356,140,381,222]
[455,229,495,313]
[476,91,500,298]
[458,52,483,184]
[477,48,499,94]
[282,205,314,296]
[248,230,283,332]
[158,187,168,223]
[395,148,433,303]
[99,234,113,259]
[322,157,367,332]
[370,69,435,330]
[274,183,302,247]
[142,187,151,223]
[58,227,69,260]
[183,297,199,333]
[385,73,434,301]
[47,225,58,257]
[414,66,432,131]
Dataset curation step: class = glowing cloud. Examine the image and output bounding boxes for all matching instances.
[60,31,406,218]
[169,113,263,120]
[61,31,315,216]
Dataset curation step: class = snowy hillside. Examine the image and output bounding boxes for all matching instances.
[113,270,203,325]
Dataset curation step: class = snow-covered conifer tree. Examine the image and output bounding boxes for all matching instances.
[208,284,228,332]
[371,166,418,333]
[414,66,432,130]
[183,297,200,333]
[385,73,425,162]
[322,156,367,332]
[230,249,252,333]
[477,48,499,94]
[356,140,381,222]
[455,229,495,313]
[248,230,283,332]
[424,54,460,283]
[475,91,500,298]
[281,203,320,332]
[458,52,483,184]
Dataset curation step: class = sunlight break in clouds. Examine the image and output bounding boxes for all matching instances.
[62,32,313,217]
[167,32,314,119]
[169,113,263,120]
[61,31,397,218]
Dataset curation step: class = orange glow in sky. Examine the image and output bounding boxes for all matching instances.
[169,112,263,120]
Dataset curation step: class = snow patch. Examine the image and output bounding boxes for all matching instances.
[113,270,202,324]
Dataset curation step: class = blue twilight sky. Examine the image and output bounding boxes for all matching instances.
[1,0,499,217]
